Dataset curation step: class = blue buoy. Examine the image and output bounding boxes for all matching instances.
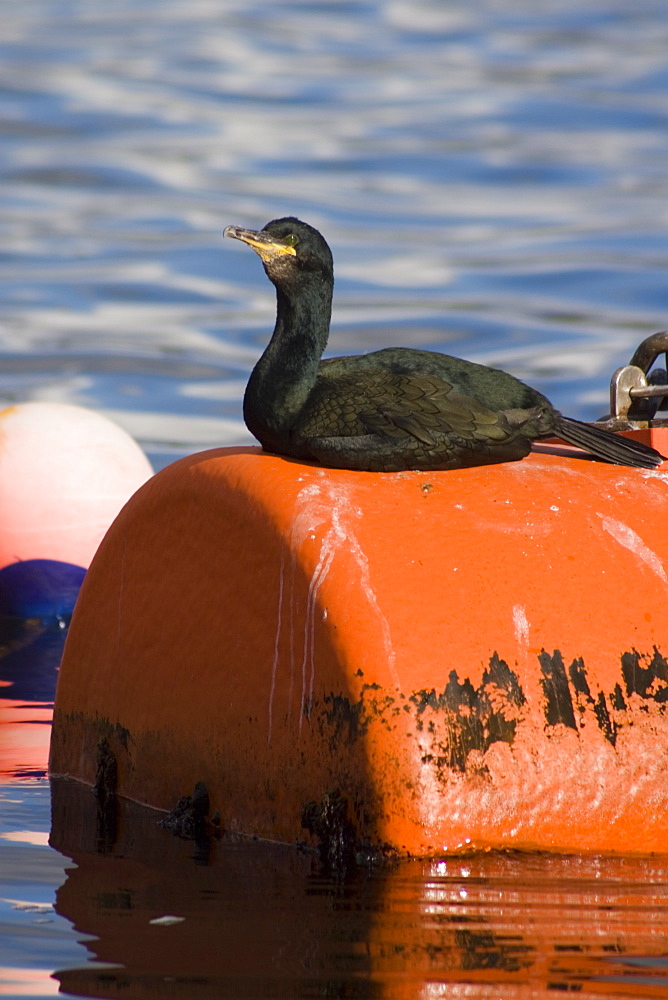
[0,559,86,622]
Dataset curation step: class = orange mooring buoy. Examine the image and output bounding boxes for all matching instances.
[50,430,668,856]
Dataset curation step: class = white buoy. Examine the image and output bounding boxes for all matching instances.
[0,402,153,572]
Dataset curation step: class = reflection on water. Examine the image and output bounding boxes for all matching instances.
[0,618,62,779]
[0,618,66,702]
[47,778,668,999]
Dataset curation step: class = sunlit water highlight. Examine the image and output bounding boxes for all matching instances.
[2,0,668,469]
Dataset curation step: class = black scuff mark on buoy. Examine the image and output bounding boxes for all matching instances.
[113,723,130,751]
[621,647,668,702]
[441,671,485,771]
[539,647,668,744]
[593,691,618,747]
[562,655,618,745]
[160,780,210,838]
[322,684,400,752]
[483,652,526,707]
[611,682,626,711]
[301,788,357,872]
[479,653,526,745]
[409,656,527,773]
[159,781,215,863]
[567,655,596,727]
[318,645,668,794]
[322,690,371,749]
[538,649,577,732]
[299,788,391,872]
[568,657,591,699]
[93,738,118,853]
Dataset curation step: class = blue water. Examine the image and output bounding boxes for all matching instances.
[3,0,668,995]
[3,0,668,467]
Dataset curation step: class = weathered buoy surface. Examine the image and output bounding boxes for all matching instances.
[0,402,153,573]
[51,433,668,855]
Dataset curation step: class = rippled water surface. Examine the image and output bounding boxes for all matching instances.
[3,0,668,464]
[3,0,668,996]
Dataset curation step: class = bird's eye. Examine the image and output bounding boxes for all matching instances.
[284,234,299,247]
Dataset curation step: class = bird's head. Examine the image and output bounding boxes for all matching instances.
[224,217,333,289]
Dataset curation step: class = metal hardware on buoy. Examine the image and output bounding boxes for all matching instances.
[609,330,668,425]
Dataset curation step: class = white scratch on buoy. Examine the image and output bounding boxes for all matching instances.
[301,518,338,720]
[512,604,530,646]
[268,546,286,742]
[641,469,668,485]
[597,514,667,583]
[275,479,400,730]
[346,528,399,689]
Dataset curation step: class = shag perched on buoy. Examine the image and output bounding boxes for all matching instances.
[225,217,664,473]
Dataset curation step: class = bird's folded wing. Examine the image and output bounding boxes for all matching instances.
[358,374,519,446]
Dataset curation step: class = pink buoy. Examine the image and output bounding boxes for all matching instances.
[0,402,153,572]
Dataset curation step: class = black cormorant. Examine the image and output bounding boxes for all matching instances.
[225,217,664,473]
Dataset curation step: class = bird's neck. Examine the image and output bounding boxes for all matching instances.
[244,277,332,436]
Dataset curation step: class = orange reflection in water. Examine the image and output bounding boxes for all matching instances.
[0,616,63,777]
[0,697,53,778]
[0,965,61,996]
[48,778,668,1000]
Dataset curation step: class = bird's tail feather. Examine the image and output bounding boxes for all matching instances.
[553,416,665,469]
